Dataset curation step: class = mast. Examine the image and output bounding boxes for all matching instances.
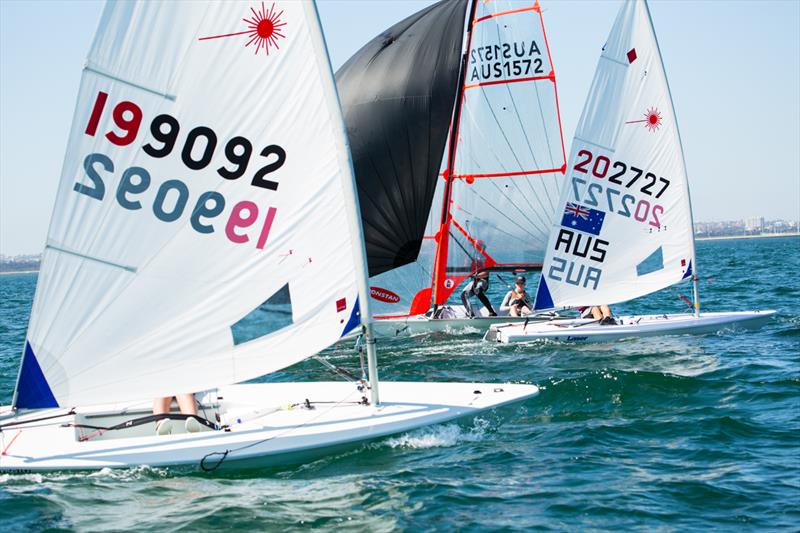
[432,0,479,310]
[308,2,381,404]
[642,0,699,316]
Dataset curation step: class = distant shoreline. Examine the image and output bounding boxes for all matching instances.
[696,232,800,242]
[0,233,797,275]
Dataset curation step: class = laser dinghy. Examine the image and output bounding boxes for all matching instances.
[485,0,775,344]
[0,0,537,472]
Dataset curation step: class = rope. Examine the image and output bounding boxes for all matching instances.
[68,413,220,442]
[199,393,368,472]
[0,409,76,431]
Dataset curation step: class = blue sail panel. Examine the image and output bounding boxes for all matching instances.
[341,297,361,338]
[15,342,59,409]
[533,278,554,311]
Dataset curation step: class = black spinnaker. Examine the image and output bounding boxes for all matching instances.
[335,0,468,278]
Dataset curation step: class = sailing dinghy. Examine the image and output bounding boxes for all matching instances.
[0,0,537,472]
[486,0,775,344]
[336,0,567,338]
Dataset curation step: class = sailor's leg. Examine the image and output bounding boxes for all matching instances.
[176,393,198,416]
[153,397,171,415]
[461,292,474,318]
[476,292,497,316]
[509,305,519,317]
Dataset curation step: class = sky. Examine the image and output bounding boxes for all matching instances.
[0,0,798,256]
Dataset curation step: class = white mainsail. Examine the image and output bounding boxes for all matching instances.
[534,0,695,310]
[434,0,567,305]
[15,1,371,408]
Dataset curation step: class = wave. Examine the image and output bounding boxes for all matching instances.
[381,417,490,449]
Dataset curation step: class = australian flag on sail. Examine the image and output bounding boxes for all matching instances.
[560,202,605,236]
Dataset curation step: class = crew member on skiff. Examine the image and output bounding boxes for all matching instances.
[461,270,497,318]
[500,275,532,317]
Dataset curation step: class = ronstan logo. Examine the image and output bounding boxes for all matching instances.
[370,287,401,303]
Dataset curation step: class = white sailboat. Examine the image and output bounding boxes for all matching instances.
[0,0,537,472]
[486,0,775,344]
[336,0,567,337]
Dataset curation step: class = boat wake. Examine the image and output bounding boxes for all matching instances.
[382,417,490,449]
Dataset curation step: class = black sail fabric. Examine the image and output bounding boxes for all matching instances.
[335,0,468,277]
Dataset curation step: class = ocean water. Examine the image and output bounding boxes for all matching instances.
[0,236,798,532]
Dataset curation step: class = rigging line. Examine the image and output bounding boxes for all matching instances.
[460,184,546,243]
[448,229,477,263]
[456,131,548,230]
[480,86,528,175]
[467,185,547,244]
[456,209,531,245]
[0,409,76,430]
[312,355,361,383]
[527,92,559,218]
[488,81,557,218]
[457,90,511,174]
[530,69,559,190]
[199,387,365,472]
[484,177,551,240]
[494,23,542,174]
[473,89,554,229]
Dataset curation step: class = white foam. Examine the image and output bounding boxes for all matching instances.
[383,417,490,449]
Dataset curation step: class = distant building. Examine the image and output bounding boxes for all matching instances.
[745,216,764,234]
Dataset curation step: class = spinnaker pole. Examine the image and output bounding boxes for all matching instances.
[432,0,479,311]
[642,0,699,316]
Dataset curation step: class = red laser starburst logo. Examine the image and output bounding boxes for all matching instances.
[626,107,663,132]
[199,2,287,57]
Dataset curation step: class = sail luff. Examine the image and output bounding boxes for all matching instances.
[302,1,380,403]
[432,0,479,308]
[641,0,699,316]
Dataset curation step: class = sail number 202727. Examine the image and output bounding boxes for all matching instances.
[76,91,284,249]
[572,150,667,229]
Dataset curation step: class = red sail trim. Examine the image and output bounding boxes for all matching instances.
[450,218,497,268]
[536,1,568,166]
[453,164,566,180]
[474,5,538,24]
[464,73,553,89]
[432,0,479,306]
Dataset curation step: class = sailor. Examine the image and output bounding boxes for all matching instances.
[578,304,616,325]
[501,275,532,317]
[461,270,497,318]
[153,393,201,435]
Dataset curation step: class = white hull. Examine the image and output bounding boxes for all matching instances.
[0,381,537,472]
[484,311,776,344]
[371,306,557,338]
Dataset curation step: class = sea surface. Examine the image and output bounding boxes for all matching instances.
[0,236,798,532]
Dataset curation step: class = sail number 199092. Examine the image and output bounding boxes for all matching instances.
[73,90,285,250]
